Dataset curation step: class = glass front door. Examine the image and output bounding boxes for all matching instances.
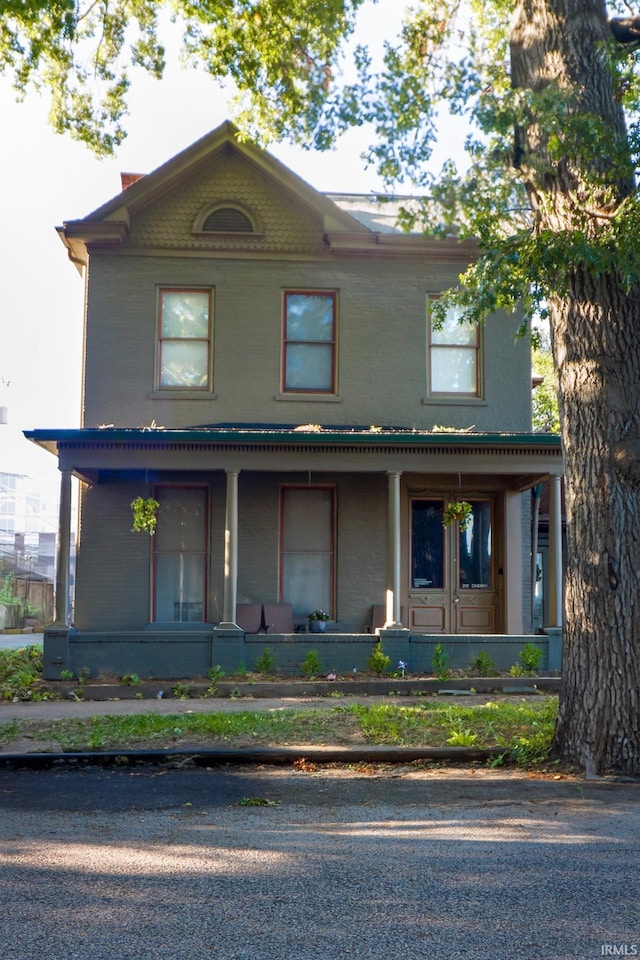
[410,497,497,633]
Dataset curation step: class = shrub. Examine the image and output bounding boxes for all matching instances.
[470,650,498,676]
[368,640,390,675]
[255,646,275,675]
[518,643,543,675]
[302,649,322,679]
[432,643,451,680]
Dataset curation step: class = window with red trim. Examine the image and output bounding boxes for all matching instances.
[283,291,336,393]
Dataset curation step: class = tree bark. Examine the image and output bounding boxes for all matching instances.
[511,0,640,774]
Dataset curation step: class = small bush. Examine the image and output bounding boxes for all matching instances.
[470,650,498,676]
[121,672,140,686]
[368,640,390,676]
[432,643,451,680]
[302,649,322,679]
[519,643,543,675]
[255,647,275,675]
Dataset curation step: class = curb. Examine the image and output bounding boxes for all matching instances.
[0,744,506,770]
[39,676,561,701]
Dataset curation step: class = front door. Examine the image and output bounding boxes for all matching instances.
[409,496,498,634]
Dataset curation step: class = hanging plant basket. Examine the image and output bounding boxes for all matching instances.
[131,496,160,536]
[443,500,473,532]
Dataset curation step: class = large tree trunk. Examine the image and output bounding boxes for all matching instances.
[511,0,640,774]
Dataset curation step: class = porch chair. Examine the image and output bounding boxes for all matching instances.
[366,604,405,632]
[235,603,263,634]
[262,603,295,633]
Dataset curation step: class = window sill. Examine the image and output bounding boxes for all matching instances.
[274,393,343,403]
[148,391,217,400]
[421,396,487,406]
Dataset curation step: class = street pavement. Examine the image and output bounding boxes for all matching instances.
[1,762,639,959]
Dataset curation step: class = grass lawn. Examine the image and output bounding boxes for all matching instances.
[0,697,558,767]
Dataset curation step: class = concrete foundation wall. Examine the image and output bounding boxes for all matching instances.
[44,628,552,680]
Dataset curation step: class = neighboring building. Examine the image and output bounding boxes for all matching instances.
[0,471,59,624]
[26,122,563,679]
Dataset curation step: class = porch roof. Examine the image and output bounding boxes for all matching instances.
[25,423,562,453]
[24,425,562,490]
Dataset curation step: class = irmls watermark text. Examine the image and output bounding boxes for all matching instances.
[601,946,639,956]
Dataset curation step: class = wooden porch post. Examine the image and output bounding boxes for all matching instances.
[548,475,563,628]
[386,471,402,628]
[222,469,240,626]
[54,468,72,625]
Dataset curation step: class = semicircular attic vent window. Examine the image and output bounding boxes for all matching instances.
[193,203,262,236]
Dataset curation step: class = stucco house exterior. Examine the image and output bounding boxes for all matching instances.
[26,121,563,679]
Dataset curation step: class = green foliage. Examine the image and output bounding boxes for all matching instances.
[0,573,21,607]
[302,649,322,679]
[255,646,275,675]
[367,640,390,675]
[446,726,479,747]
[431,643,451,680]
[59,669,74,681]
[130,496,160,535]
[0,645,45,701]
[0,0,366,154]
[518,643,544,675]
[172,681,191,699]
[443,500,473,532]
[532,338,560,434]
[121,672,140,686]
[470,650,498,677]
[204,664,225,697]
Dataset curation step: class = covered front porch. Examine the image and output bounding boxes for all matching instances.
[26,425,564,680]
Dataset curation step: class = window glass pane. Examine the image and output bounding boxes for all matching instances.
[431,347,477,393]
[281,553,332,618]
[281,488,333,618]
[286,294,334,341]
[161,291,209,338]
[160,341,208,388]
[282,489,332,551]
[155,489,207,551]
[431,306,477,345]
[285,343,333,391]
[154,554,206,621]
[459,501,492,589]
[411,500,444,589]
[153,487,207,622]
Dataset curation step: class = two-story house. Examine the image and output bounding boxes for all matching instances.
[27,121,563,680]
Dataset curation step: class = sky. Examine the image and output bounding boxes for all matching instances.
[0,0,461,490]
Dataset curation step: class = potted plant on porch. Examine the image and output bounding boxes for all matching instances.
[308,610,330,633]
[442,500,473,533]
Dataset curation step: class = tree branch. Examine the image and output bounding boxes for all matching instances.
[610,16,640,44]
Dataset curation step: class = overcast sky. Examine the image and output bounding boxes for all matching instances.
[1,0,463,486]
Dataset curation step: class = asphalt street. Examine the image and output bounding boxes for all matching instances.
[1,762,638,960]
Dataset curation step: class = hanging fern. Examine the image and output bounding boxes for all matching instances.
[131,496,160,535]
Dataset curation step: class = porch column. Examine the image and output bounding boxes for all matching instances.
[386,471,402,628]
[547,475,563,628]
[54,468,72,625]
[221,469,240,626]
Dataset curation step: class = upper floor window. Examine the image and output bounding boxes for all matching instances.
[158,289,212,390]
[427,297,482,398]
[283,291,336,393]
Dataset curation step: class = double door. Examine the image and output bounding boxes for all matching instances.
[409,496,498,634]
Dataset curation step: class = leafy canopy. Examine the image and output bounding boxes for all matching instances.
[4,0,640,327]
